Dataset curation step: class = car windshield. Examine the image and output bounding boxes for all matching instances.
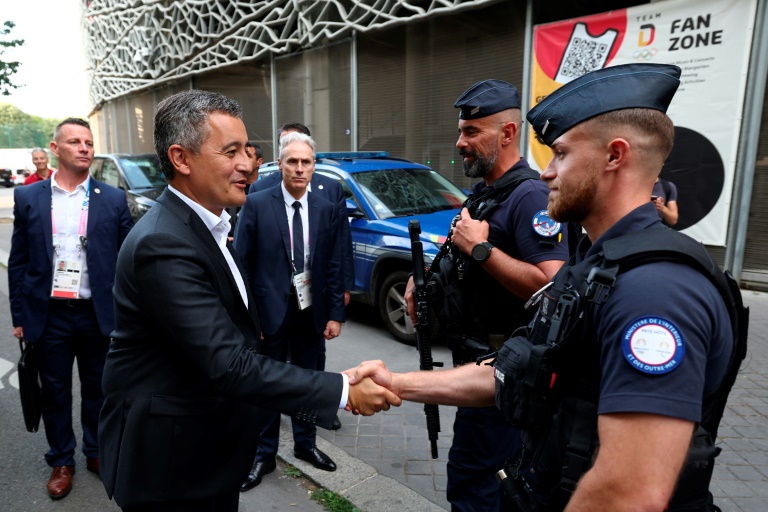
[118,155,165,189]
[354,168,466,219]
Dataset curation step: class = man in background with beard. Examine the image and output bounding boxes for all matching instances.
[403,79,570,511]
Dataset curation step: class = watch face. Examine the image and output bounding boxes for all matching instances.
[472,243,490,262]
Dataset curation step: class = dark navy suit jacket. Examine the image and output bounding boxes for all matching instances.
[8,177,134,341]
[251,171,354,292]
[235,186,345,336]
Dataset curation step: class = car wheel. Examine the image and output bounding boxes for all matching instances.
[378,270,417,345]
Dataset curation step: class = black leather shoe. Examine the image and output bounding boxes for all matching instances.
[331,415,342,430]
[239,458,277,492]
[294,445,336,472]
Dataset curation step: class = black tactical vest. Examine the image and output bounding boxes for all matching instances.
[426,167,541,363]
[492,226,749,511]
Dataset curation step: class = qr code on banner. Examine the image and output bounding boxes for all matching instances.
[555,23,619,84]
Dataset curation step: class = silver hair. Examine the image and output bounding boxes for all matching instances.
[279,132,317,159]
[153,89,242,180]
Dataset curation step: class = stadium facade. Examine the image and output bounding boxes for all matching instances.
[84,0,768,287]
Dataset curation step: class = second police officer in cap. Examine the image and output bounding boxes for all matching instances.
[359,62,747,511]
[405,79,570,511]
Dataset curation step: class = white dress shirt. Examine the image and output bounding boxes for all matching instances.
[167,185,248,308]
[51,173,92,299]
[281,182,310,273]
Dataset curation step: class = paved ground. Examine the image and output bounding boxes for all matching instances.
[708,290,768,511]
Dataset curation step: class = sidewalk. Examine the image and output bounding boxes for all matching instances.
[273,417,446,511]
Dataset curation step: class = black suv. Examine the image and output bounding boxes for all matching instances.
[91,154,166,221]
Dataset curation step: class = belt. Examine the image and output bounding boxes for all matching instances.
[51,298,92,308]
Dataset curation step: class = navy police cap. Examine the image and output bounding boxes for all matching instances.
[454,79,521,120]
[527,63,681,146]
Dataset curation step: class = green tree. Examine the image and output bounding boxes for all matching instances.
[0,103,61,148]
[1,21,24,96]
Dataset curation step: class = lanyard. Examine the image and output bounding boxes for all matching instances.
[51,181,90,254]
[287,203,310,271]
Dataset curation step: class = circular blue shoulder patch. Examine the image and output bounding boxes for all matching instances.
[622,316,685,375]
[532,210,562,237]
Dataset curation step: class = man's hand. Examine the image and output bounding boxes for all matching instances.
[344,291,351,306]
[324,320,342,340]
[451,207,489,254]
[345,360,394,389]
[343,360,396,414]
[346,376,402,416]
[13,326,23,339]
[653,197,679,226]
[404,276,416,325]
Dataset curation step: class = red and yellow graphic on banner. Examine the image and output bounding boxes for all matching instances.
[529,10,627,170]
[527,0,757,246]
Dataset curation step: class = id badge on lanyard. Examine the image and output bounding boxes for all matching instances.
[51,183,90,299]
[292,270,312,310]
[289,213,311,310]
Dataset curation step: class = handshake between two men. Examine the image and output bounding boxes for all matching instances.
[344,370,404,415]
[344,358,495,415]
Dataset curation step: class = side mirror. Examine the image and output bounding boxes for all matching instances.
[346,199,365,218]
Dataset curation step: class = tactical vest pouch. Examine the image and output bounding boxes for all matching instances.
[494,336,555,430]
[426,253,463,325]
[426,166,541,328]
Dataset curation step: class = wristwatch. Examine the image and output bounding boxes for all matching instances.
[471,242,494,263]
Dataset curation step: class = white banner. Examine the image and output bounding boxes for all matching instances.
[528,0,757,245]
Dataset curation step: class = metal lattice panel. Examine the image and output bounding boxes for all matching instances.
[84,0,494,107]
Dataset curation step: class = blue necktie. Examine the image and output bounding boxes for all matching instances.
[292,201,304,273]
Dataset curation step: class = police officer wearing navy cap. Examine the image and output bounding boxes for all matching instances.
[513,62,733,510]
[404,79,570,512]
[352,63,741,511]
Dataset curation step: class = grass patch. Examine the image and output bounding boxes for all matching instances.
[283,465,302,478]
[310,487,363,512]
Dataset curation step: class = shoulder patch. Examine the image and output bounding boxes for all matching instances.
[532,210,562,237]
[622,316,685,375]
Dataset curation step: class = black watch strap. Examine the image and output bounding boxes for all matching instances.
[471,242,493,263]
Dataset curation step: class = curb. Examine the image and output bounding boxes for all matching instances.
[276,418,444,512]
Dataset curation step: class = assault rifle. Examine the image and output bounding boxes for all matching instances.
[408,220,443,459]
